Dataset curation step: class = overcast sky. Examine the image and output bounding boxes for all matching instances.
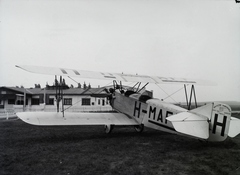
[0,0,240,102]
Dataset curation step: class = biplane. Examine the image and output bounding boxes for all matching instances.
[16,65,240,142]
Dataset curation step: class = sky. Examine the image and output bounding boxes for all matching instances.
[0,0,240,102]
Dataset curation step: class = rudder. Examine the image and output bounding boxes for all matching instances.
[208,102,231,142]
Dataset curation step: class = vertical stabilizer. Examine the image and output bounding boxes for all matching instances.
[208,103,231,142]
[190,103,213,119]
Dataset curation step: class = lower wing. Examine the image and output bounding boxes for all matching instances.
[16,112,139,126]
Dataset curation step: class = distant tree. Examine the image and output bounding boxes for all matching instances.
[78,83,81,88]
[34,84,41,88]
[70,84,74,88]
[88,83,91,89]
[62,78,66,85]
[83,82,87,89]
[20,85,24,88]
[55,79,59,86]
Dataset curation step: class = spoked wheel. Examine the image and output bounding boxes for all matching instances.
[134,124,144,133]
[104,125,114,134]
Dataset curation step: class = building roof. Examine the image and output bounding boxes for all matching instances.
[0,86,33,95]
[0,86,108,96]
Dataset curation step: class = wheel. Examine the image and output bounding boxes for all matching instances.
[104,125,114,134]
[134,124,144,133]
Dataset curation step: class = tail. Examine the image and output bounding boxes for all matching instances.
[207,102,231,141]
[168,102,236,141]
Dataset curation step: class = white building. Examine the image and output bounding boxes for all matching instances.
[0,86,112,113]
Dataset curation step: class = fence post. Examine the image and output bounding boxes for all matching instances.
[6,109,9,120]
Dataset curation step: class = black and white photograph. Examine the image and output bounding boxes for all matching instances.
[0,0,240,174]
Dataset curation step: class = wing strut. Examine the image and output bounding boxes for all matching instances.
[55,75,65,117]
[184,84,198,110]
[60,76,65,117]
[137,82,149,93]
[129,82,149,93]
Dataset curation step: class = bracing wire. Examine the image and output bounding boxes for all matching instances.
[68,76,79,84]
[62,99,83,112]
[155,83,177,103]
[163,84,189,101]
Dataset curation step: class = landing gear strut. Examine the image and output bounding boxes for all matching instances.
[134,124,144,133]
[104,125,114,134]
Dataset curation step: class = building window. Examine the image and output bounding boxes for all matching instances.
[16,100,28,105]
[31,98,40,105]
[102,99,105,106]
[47,98,54,105]
[82,98,91,106]
[16,100,24,105]
[0,99,3,108]
[98,99,100,105]
[64,98,72,105]
[8,99,15,104]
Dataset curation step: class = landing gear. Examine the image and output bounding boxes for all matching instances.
[104,125,114,134]
[134,124,144,133]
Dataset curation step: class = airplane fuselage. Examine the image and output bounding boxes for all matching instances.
[111,91,186,135]
[111,90,233,141]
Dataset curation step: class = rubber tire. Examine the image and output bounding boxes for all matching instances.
[134,124,144,133]
[104,125,114,134]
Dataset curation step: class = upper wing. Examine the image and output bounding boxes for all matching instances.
[16,65,214,85]
[16,112,139,126]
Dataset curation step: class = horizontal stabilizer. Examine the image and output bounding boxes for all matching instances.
[16,112,139,126]
[228,117,240,138]
[16,65,215,85]
[167,112,209,139]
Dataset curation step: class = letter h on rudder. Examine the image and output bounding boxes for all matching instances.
[212,114,227,137]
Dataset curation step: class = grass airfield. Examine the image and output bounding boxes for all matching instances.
[1,119,240,175]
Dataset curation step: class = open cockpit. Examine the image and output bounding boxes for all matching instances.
[109,81,153,103]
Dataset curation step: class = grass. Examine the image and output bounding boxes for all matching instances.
[1,119,240,175]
